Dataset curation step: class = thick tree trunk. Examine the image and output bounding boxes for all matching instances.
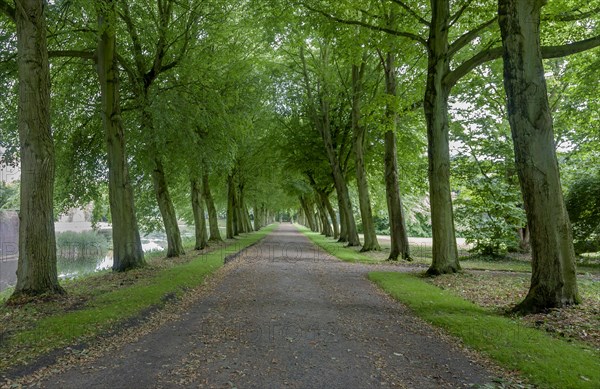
[243,204,253,233]
[499,0,579,313]
[11,0,64,297]
[253,203,262,231]
[337,194,348,241]
[316,197,333,237]
[300,196,317,231]
[226,174,235,238]
[382,52,410,261]
[234,201,243,234]
[152,158,184,257]
[424,0,460,275]
[322,193,339,239]
[191,177,208,250]
[238,187,252,233]
[96,0,145,272]
[202,172,222,242]
[352,61,380,251]
[384,131,412,261]
[329,149,360,246]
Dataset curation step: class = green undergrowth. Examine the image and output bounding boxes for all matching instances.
[0,224,276,373]
[369,272,600,389]
[298,227,379,264]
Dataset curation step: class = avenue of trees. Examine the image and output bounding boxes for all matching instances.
[0,0,598,313]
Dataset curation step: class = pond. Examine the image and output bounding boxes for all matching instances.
[0,227,191,293]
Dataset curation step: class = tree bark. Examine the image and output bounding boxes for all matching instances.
[322,192,339,239]
[300,196,317,231]
[316,196,333,236]
[326,136,360,246]
[152,157,184,257]
[352,60,380,251]
[96,0,145,272]
[382,51,411,261]
[202,172,222,241]
[424,0,460,275]
[253,203,262,231]
[226,174,235,238]
[238,185,253,233]
[191,177,208,250]
[11,0,64,297]
[499,0,579,313]
[518,225,530,252]
[337,194,348,241]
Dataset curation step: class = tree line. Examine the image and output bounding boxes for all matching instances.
[1,0,598,314]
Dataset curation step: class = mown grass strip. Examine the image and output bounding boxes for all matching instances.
[368,272,600,389]
[298,226,378,264]
[2,224,276,371]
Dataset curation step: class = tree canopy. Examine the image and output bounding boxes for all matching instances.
[0,0,598,312]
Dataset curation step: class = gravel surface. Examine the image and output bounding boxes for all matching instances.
[31,224,498,388]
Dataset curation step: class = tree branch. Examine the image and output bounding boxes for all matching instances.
[445,34,600,89]
[541,35,600,58]
[119,3,146,78]
[542,7,600,22]
[389,0,430,26]
[301,2,426,46]
[48,50,96,61]
[115,52,138,90]
[450,0,474,27]
[0,0,15,21]
[448,17,497,58]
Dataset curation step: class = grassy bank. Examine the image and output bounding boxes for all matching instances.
[300,226,600,274]
[369,272,600,389]
[0,224,276,373]
[298,226,599,387]
[299,227,378,264]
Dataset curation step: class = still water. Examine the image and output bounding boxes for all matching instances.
[0,229,189,293]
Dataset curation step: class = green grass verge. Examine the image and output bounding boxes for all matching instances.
[1,224,276,371]
[369,272,600,389]
[298,226,379,264]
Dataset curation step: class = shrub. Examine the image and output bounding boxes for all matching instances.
[565,171,600,254]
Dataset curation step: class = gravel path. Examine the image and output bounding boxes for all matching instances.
[36,224,497,388]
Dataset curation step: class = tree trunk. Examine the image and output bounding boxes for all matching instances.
[11,0,64,297]
[96,0,145,272]
[518,225,530,252]
[152,158,184,257]
[322,193,339,239]
[337,194,348,241]
[327,143,360,246]
[226,174,235,238]
[191,177,208,250]
[300,196,317,231]
[424,0,460,275]
[499,0,579,313]
[202,172,222,242]
[238,187,252,233]
[352,61,380,251]
[253,203,262,231]
[234,200,243,234]
[299,43,359,246]
[382,51,411,261]
[316,197,333,237]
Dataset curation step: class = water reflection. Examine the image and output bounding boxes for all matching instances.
[57,239,166,280]
[0,226,192,292]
